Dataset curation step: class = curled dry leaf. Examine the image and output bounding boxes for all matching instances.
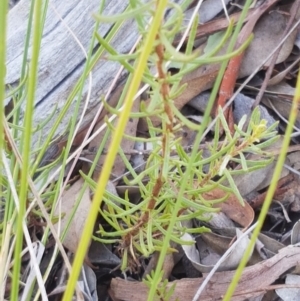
[54,177,91,254]
[199,232,235,257]
[48,264,97,300]
[199,227,285,260]
[268,56,300,86]
[88,240,121,266]
[291,220,300,245]
[181,230,252,273]
[195,227,284,265]
[80,264,98,301]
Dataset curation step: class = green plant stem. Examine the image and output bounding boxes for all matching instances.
[8,0,36,222]
[222,66,300,301]
[62,1,168,300]
[0,0,7,245]
[11,1,42,300]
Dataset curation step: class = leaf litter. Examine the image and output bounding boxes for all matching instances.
[5,0,300,300]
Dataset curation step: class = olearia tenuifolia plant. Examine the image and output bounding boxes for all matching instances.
[89,106,278,263]
[54,5,282,301]
[63,0,261,297]
[77,0,278,283]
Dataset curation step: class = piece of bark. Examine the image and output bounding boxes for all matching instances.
[110,245,300,301]
[6,0,135,145]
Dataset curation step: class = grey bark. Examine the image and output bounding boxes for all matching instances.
[6,0,138,144]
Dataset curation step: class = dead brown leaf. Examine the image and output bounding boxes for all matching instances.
[203,188,254,229]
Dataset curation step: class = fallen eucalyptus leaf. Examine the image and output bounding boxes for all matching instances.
[80,264,98,301]
[204,188,254,229]
[48,264,97,301]
[257,233,285,255]
[88,240,121,266]
[200,232,233,257]
[268,56,300,86]
[170,9,298,120]
[233,93,276,127]
[139,63,220,130]
[291,220,300,245]
[233,162,276,197]
[240,10,297,78]
[276,274,300,301]
[181,229,252,273]
[262,83,300,128]
[54,177,91,253]
[205,211,235,229]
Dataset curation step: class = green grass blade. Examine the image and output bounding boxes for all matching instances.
[11,0,43,299]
